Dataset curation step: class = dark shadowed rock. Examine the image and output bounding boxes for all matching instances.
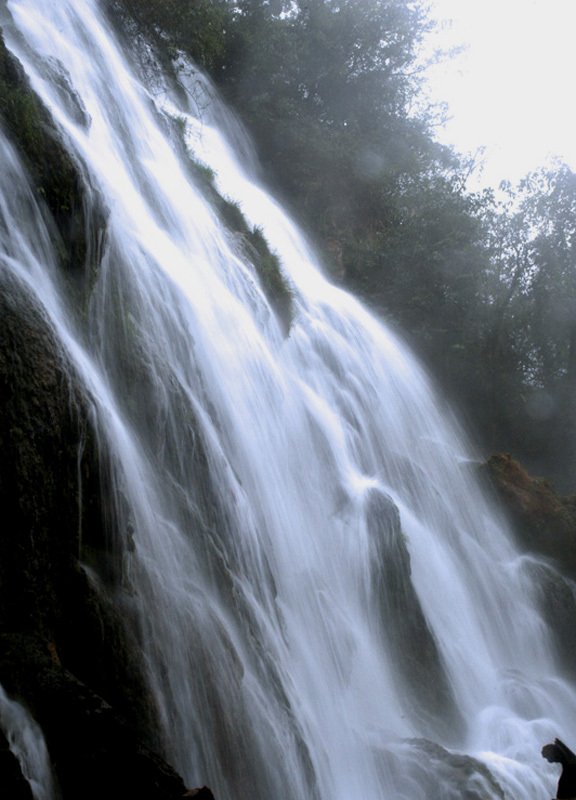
[0,634,192,799]
[523,560,576,683]
[0,31,104,279]
[0,274,207,797]
[482,454,576,686]
[542,738,576,799]
[0,274,149,716]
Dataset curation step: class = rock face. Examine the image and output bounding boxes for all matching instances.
[482,453,576,579]
[542,738,576,800]
[0,34,200,798]
[367,489,465,743]
[0,276,196,797]
[482,453,576,681]
[0,634,191,800]
[379,737,506,800]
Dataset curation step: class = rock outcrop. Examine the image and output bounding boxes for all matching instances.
[482,453,576,681]
[367,489,465,743]
[482,453,576,579]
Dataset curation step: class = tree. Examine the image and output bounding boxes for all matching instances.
[105,0,234,73]
[472,164,576,485]
[519,166,576,391]
[488,167,576,397]
[218,0,436,236]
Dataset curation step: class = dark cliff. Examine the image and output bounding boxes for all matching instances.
[0,32,199,798]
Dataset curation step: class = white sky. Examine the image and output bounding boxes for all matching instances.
[422,0,576,189]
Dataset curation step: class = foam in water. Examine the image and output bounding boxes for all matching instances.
[0,0,573,797]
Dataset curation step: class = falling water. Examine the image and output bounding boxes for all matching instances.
[0,684,56,800]
[0,0,574,797]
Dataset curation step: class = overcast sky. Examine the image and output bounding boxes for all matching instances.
[422,0,576,189]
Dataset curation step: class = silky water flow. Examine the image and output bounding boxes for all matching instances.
[0,683,56,800]
[0,1,574,797]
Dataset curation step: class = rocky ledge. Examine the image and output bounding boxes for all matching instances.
[482,453,576,681]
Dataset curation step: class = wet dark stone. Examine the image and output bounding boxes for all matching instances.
[378,738,506,800]
[0,277,196,797]
[367,489,465,744]
[0,634,192,799]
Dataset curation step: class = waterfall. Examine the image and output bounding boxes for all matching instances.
[0,0,574,797]
[0,684,56,800]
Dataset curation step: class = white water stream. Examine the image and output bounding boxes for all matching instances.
[0,684,56,800]
[0,1,574,797]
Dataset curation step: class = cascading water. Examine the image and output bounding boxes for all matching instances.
[0,0,574,797]
[0,684,56,800]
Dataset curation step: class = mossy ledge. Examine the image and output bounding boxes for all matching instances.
[165,113,295,335]
[101,2,296,336]
[216,195,295,335]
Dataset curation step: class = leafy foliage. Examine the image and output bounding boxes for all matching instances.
[219,0,436,235]
[475,165,576,481]
[106,0,233,72]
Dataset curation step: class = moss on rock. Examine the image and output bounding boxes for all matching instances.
[213,195,295,334]
[245,225,294,335]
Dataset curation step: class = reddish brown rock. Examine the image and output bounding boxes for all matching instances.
[482,453,576,579]
[482,454,576,681]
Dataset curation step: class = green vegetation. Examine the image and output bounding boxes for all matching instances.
[104,0,232,73]
[476,165,576,481]
[247,225,294,333]
[214,195,294,333]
